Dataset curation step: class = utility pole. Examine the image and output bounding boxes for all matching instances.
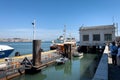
[32,19,36,40]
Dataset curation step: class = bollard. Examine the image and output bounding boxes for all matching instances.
[33,40,41,66]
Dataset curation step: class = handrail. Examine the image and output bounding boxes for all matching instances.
[92,46,108,80]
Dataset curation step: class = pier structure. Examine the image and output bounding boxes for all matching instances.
[21,40,61,73]
[0,58,25,80]
[0,41,61,79]
[78,24,116,54]
[32,40,41,68]
[92,45,120,80]
[92,45,108,80]
[77,45,105,54]
[64,44,72,59]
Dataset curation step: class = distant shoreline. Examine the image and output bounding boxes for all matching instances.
[0,38,51,43]
[0,38,32,42]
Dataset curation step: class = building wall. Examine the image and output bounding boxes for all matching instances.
[79,24,116,46]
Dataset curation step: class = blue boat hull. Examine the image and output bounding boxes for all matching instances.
[0,49,14,58]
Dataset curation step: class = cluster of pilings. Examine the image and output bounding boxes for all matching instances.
[22,40,61,73]
[22,40,43,73]
[77,45,105,54]
[21,40,73,74]
[63,44,72,59]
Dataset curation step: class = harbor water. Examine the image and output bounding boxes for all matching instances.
[11,54,98,80]
[0,42,98,80]
[0,42,51,56]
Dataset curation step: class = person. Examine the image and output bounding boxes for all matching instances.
[117,43,120,67]
[110,41,118,65]
[109,42,113,57]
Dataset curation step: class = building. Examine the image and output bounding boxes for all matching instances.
[79,24,116,46]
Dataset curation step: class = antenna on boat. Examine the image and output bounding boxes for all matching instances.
[116,23,118,36]
[112,16,115,24]
[32,19,36,40]
[63,25,66,42]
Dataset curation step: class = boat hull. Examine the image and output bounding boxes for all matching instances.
[0,49,14,58]
[50,46,57,50]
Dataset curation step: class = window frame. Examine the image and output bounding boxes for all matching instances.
[93,34,100,41]
[104,34,112,41]
[83,35,89,41]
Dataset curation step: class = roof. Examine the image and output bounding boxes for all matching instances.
[79,24,115,31]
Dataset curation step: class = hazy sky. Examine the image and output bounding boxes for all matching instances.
[0,0,120,41]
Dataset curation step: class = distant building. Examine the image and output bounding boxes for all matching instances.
[79,24,116,46]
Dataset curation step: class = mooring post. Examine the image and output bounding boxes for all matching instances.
[33,40,41,66]
[64,44,72,59]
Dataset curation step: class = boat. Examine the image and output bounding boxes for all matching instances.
[72,52,83,57]
[50,35,76,50]
[50,36,64,50]
[50,26,76,50]
[64,37,76,47]
[55,57,68,65]
[0,45,14,58]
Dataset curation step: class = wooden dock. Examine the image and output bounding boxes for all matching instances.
[0,50,61,79]
[0,39,76,79]
[0,50,58,63]
[0,63,25,80]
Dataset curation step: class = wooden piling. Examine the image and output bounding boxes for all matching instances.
[64,44,72,59]
[33,40,41,66]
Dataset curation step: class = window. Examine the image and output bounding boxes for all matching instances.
[93,34,100,41]
[83,35,89,41]
[104,34,112,41]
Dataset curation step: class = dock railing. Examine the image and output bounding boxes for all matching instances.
[92,45,109,80]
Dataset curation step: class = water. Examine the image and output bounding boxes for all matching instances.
[0,41,51,56]
[0,42,98,80]
[11,54,97,80]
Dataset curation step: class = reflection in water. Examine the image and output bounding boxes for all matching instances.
[12,54,98,80]
[12,73,47,80]
[64,60,72,75]
[80,54,98,80]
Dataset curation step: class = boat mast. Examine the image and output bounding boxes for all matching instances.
[63,25,66,43]
[32,19,36,40]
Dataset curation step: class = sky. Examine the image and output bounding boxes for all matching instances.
[0,0,120,41]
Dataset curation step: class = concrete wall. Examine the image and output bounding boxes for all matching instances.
[92,46,109,80]
[79,24,115,46]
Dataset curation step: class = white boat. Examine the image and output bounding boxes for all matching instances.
[64,37,76,47]
[73,52,83,57]
[0,45,14,58]
[56,57,68,65]
[50,36,64,50]
[50,35,76,50]
[50,26,76,50]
